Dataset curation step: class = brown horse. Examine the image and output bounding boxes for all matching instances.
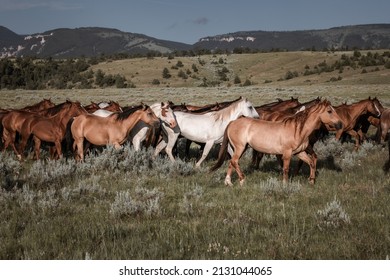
[1,99,57,155]
[17,101,88,160]
[333,97,382,149]
[255,97,300,118]
[210,100,343,186]
[260,97,321,122]
[252,97,323,169]
[21,98,55,112]
[71,105,160,161]
[84,102,101,113]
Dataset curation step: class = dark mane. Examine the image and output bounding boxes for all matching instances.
[44,100,72,115]
[114,105,143,121]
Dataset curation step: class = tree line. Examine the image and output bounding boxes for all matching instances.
[0,57,130,90]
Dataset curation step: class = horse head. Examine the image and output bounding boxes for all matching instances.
[140,105,160,128]
[43,98,55,108]
[366,97,382,117]
[239,97,259,119]
[158,102,177,128]
[317,100,343,131]
[372,97,384,116]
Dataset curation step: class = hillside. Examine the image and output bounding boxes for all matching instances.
[0,26,191,58]
[1,24,389,58]
[90,50,390,88]
[195,24,390,51]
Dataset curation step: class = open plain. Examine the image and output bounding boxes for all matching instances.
[0,51,390,259]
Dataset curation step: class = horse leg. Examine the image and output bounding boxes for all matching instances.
[166,131,180,162]
[251,150,264,169]
[3,129,19,157]
[17,132,30,160]
[195,141,214,167]
[296,151,316,184]
[73,139,84,161]
[294,145,317,176]
[54,140,63,159]
[32,136,41,160]
[225,161,234,186]
[281,151,293,184]
[381,123,388,144]
[348,130,361,150]
[226,144,246,186]
[154,139,167,157]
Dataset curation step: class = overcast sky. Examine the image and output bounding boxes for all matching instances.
[1,0,389,44]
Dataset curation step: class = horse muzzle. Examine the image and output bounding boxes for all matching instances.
[334,121,343,130]
[169,120,178,128]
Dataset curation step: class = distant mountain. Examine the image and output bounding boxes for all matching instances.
[1,24,390,58]
[0,26,192,58]
[194,24,390,51]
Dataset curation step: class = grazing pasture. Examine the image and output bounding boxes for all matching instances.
[0,84,390,260]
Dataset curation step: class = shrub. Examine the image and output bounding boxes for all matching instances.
[151,79,160,85]
[162,67,171,79]
[178,70,188,79]
[110,187,164,218]
[316,198,351,230]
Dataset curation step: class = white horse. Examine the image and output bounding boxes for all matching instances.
[93,109,114,117]
[154,96,259,167]
[128,102,177,151]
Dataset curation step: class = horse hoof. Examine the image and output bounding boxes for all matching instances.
[17,154,22,161]
[239,179,245,187]
[309,178,315,185]
[224,177,233,186]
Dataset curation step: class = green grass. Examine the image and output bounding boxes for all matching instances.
[1,135,389,260]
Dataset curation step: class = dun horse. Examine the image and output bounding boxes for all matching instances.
[210,100,343,186]
[71,105,160,161]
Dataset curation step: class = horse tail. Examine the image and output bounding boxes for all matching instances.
[65,118,75,156]
[210,124,230,172]
[144,125,156,148]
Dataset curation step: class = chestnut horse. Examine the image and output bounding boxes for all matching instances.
[71,105,160,161]
[210,100,343,186]
[333,97,382,149]
[255,97,300,118]
[252,97,323,169]
[21,98,55,112]
[1,99,56,155]
[17,101,88,160]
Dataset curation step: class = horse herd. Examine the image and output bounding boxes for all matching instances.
[1,95,389,186]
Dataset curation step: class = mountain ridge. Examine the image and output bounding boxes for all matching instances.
[1,24,389,58]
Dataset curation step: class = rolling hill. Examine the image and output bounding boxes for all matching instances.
[1,24,390,59]
[194,24,390,51]
[0,26,192,58]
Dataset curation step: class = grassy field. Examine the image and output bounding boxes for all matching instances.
[1,51,390,260]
